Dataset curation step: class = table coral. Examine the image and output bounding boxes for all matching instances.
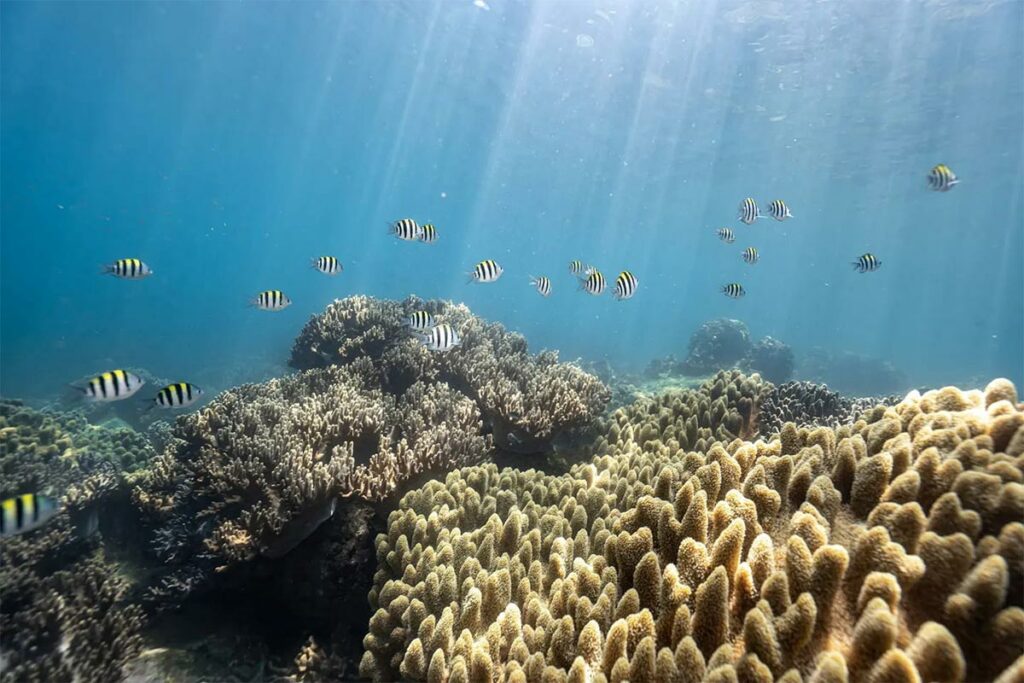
[362,379,1024,682]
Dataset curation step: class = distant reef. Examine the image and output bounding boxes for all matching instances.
[0,298,1021,683]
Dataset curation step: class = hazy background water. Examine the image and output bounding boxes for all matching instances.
[3,0,1022,402]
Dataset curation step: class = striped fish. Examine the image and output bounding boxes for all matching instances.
[153,382,203,409]
[388,218,421,241]
[469,259,503,283]
[0,493,61,537]
[579,270,606,295]
[312,256,342,275]
[252,290,291,311]
[613,271,638,300]
[852,253,882,273]
[742,247,759,264]
[569,260,594,276]
[417,323,460,352]
[737,198,760,225]
[103,258,152,279]
[419,223,439,243]
[530,276,552,297]
[405,310,434,331]
[717,228,735,244]
[766,200,792,221]
[927,164,958,192]
[79,369,145,402]
[721,283,745,298]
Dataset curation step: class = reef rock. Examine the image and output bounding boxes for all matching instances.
[741,336,795,384]
[681,319,752,375]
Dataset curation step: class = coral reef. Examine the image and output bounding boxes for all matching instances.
[741,336,795,384]
[290,296,610,453]
[131,361,491,606]
[361,378,1024,682]
[758,382,900,436]
[681,319,752,375]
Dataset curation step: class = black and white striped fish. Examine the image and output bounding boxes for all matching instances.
[579,270,606,295]
[469,259,503,283]
[766,200,792,221]
[79,369,145,402]
[569,260,595,276]
[530,276,552,297]
[742,247,759,264]
[388,218,421,241]
[103,258,152,279]
[252,290,291,311]
[417,323,460,352]
[419,223,439,243]
[0,493,61,538]
[312,256,342,275]
[737,198,760,225]
[721,283,745,298]
[405,310,434,331]
[852,253,882,273]
[717,228,735,244]
[152,382,203,409]
[927,164,958,192]
[613,271,638,300]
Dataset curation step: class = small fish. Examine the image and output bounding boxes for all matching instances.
[103,258,152,279]
[742,247,759,264]
[579,270,606,295]
[418,223,439,243]
[717,228,736,243]
[470,259,503,283]
[737,198,760,225]
[0,493,61,537]
[722,283,745,298]
[766,200,792,221]
[530,276,552,297]
[405,310,434,330]
[927,164,958,192]
[79,369,145,402]
[388,218,421,241]
[312,256,342,275]
[417,323,460,352]
[252,290,291,311]
[852,253,882,273]
[152,382,203,409]
[569,260,590,276]
[613,271,638,300]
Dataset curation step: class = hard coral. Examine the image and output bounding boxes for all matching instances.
[680,319,752,375]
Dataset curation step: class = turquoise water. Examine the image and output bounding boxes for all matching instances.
[2,0,1022,401]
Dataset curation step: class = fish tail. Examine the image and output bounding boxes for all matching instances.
[100,263,114,275]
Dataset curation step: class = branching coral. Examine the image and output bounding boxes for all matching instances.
[289,296,610,452]
[361,379,1024,682]
[758,382,899,437]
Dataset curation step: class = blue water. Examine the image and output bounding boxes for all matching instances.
[3,0,1022,401]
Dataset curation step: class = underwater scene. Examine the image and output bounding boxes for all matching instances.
[1,1,1022,681]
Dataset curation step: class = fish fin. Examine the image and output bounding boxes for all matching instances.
[385,221,397,235]
[100,264,114,275]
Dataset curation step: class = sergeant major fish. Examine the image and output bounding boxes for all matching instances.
[766,200,792,221]
[717,228,735,243]
[388,218,421,241]
[405,310,435,330]
[418,223,439,243]
[469,259,503,283]
[851,253,882,273]
[312,256,342,275]
[252,290,291,311]
[103,258,152,279]
[927,164,958,192]
[721,283,745,298]
[530,276,552,297]
[737,198,760,225]
[417,323,460,352]
[579,270,606,295]
[78,369,145,402]
[613,271,638,300]
[0,493,61,538]
[152,382,204,409]
[742,247,759,264]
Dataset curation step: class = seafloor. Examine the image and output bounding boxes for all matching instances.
[1,295,1021,683]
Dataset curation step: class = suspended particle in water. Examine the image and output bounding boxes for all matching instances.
[576,34,594,48]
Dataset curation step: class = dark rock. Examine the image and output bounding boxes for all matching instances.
[742,336,795,384]
[681,319,752,375]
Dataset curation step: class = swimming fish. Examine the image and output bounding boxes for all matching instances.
[927,164,958,192]
[388,218,421,241]
[742,247,759,264]
[417,324,460,352]
[152,382,204,409]
[530,276,552,297]
[419,223,439,243]
[569,260,593,276]
[405,310,434,330]
[717,228,736,243]
[103,258,152,279]
[0,493,61,537]
[79,369,145,402]
[470,259,503,283]
[252,290,291,311]
[737,198,760,225]
[579,270,606,295]
[613,271,638,300]
[312,256,342,275]
[722,283,746,298]
[852,253,882,273]
[766,200,792,221]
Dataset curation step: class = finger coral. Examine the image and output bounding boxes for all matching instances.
[361,378,1023,682]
